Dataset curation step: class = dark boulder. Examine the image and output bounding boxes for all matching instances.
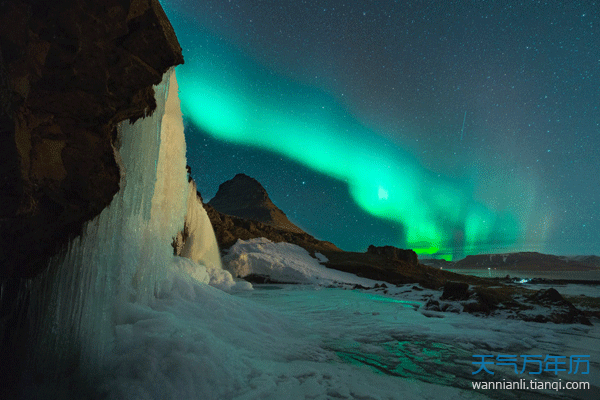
[533,287,565,303]
[366,245,418,267]
[528,288,591,326]
[440,281,470,301]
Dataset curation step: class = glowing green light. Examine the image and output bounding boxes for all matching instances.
[377,186,389,200]
[160,12,525,258]
[413,247,440,255]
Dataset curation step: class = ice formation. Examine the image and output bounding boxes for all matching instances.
[177,180,249,291]
[24,69,219,390]
[179,181,222,271]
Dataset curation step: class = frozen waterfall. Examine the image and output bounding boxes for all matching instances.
[25,69,226,392]
[175,180,248,291]
[179,180,223,271]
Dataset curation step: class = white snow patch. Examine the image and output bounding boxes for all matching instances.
[222,238,380,286]
[314,252,328,263]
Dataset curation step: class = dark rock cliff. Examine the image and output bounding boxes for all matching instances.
[0,0,183,279]
[0,1,184,396]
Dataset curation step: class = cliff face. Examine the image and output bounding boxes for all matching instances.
[0,0,183,278]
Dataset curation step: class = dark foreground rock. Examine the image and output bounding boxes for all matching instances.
[0,1,183,396]
[440,281,470,301]
[525,288,591,325]
[423,285,592,326]
[317,250,593,325]
[0,0,183,280]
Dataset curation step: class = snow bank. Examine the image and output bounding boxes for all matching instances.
[222,238,379,286]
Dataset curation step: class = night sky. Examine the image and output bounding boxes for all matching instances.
[160,0,599,260]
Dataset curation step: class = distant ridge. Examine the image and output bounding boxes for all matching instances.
[208,173,304,233]
[452,252,599,271]
[561,255,600,269]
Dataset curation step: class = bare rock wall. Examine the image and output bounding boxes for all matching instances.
[0,0,183,278]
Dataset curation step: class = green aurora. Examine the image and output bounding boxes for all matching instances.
[166,27,525,260]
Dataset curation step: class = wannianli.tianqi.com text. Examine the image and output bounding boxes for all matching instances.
[471,379,590,391]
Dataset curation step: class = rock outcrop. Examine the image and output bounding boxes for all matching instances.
[321,249,465,289]
[423,284,592,325]
[0,0,183,279]
[366,245,418,267]
[440,281,470,301]
[526,288,591,325]
[0,1,184,396]
[205,202,340,253]
[208,173,305,233]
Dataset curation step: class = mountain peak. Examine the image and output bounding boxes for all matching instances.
[208,174,304,233]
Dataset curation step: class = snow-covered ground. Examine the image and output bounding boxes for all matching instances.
[92,239,599,400]
[98,271,491,400]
